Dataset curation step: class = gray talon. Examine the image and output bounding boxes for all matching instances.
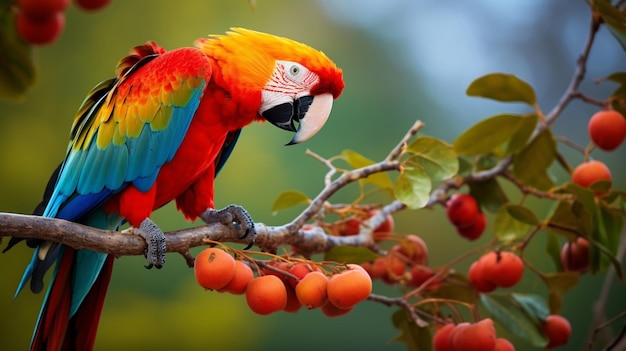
[136,218,167,269]
[201,204,256,246]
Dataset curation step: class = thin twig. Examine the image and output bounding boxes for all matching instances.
[306,149,338,187]
[500,171,575,201]
[367,293,428,327]
[386,120,425,162]
[545,13,601,124]
[571,91,606,108]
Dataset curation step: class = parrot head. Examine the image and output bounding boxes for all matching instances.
[197,28,345,144]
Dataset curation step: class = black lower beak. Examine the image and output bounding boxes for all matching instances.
[262,96,314,132]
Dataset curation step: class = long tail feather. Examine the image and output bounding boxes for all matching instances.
[30,248,114,351]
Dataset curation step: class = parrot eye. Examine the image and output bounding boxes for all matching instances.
[285,62,308,83]
[274,60,318,88]
[289,65,300,76]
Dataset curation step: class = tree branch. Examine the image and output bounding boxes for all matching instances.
[0,122,425,261]
[546,12,601,124]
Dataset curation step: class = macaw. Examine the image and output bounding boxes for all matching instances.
[5,28,344,350]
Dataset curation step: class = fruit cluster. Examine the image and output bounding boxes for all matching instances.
[570,109,625,197]
[330,209,442,290]
[446,194,487,240]
[468,251,524,293]
[14,0,111,45]
[360,234,442,291]
[334,209,394,242]
[193,248,373,317]
[564,109,625,274]
[433,318,514,351]
[433,314,571,350]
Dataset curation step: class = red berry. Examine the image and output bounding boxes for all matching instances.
[194,248,236,290]
[456,212,487,241]
[543,315,571,349]
[446,194,481,227]
[286,263,312,289]
[432,323,455,351]
[481,251,524,288]
[341,217,361,236]
[245,275,288,315]
[15,10,65,45]
[365,257,387,280]
[218,260,254,295]
[382,247,407,284]
[588,110,626,151]
[494,338,516,351]
[409,265,441,291]
[468,258,497,293]
[18,0,69,18]
[449,319,496,351]
[320,300,352,318]
[295,271,328,309]
[571,160,612,195]
[560,237,590,273]
[397,234,429,265]
[327,267,372,309]
[371,210,395,242]
[74,0,111,11]
[282,283,302,313]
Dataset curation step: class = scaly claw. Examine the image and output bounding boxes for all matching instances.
[135,218,167,269]
[200,205,256,248]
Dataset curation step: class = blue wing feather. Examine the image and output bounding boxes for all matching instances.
[16,46,211,311]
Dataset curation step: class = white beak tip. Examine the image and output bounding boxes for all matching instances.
[288,93,334,145]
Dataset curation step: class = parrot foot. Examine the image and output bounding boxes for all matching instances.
[200,205,256,249]
[136,218,167,269]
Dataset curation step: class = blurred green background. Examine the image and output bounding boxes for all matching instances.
[1,1,625,350]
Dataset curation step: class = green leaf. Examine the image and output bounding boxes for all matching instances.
[480,294,548,347]
[547,200,593,239]
[407,136,458,182]
[599,205,623,259]
[511,293,550,321]
[469,179,508,214]
[466,73,537,105]
[271,190,309,214]
[456,156,473,177]
[589,206,624,278]
[506,204,541,226]
[323,246,380,264]
[341,149,394,190]
[545,231,563,272]
[555,183,596,216]
[543,272,579,313]
[0,7,36,100]
[475,154,500,171]
[512,129,556,189]
[508,114,539,154]
[610,87,626,117]
[391,308,432,351]
[590,179,612,195]
[607,72,626,85]
[394,166,431,210]
[453,114,537,156]
[493,204,533,243]
[590,0,626,53]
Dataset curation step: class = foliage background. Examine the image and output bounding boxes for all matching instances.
[0,1,625,350]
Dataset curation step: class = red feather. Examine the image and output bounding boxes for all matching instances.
[31,249,114,351]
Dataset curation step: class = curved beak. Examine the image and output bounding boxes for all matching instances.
[262,93,334,145]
